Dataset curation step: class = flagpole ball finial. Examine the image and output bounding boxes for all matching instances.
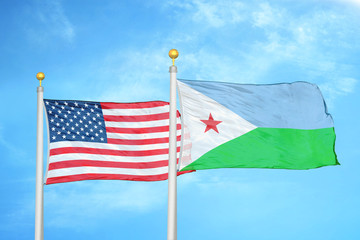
[168,49,179,65]
[36,72,45,86]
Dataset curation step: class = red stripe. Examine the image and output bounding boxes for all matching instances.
[107,135,182,145]
[106,124,181,134]
[104,112,170,122]
[50,146,181,157]
[49,160,172,170]
[46,170,194,184]
[101,101,168,109]
[182,143,192,150]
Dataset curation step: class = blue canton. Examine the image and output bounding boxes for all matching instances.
[44,99,107,143]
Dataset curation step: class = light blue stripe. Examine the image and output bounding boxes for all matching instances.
[178,79,333,129]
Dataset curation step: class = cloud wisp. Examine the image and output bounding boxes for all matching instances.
[44,181,168,228]
[159,1,359,99]
[27,0,75,44]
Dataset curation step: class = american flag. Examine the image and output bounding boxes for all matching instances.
[44,99,191,184]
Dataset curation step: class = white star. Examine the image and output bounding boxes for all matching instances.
[90,129,93,132]
[98,122,102,125]
[58,110,62,114]
[83,116,87,120]
[81,107,85,111]
[95,133,99,137]
[57,131,61,135]
[76,131,80,135]
[62,126,65,131]
[67,131,71,135]
[80,128,84,131]
[90,109,94,112]
[52,106,55,110]
[88,121,92,125]
[61,106,65,110]
[92,117,96,121]
[71,127,75,130]
[45,101,49,105]
[48,110,53,114]
[60,119,64,122]
[94,105,98,108]
[74,102,78,107]
[64,101,68,106]
[66,123,70,126]
[86,132,89,136]
[100,137,104,141]
[85,103,88,107]
[99,129,103,133]
[71,107,75,110]
[55,114,58,118]
[75,123,79,127]
[86,112,90,116]
[56,123,60,126]
[51,127,55,131]
[72,135,76,139]
[91,137,94,140]
[73,115,77,119]
[55,102,59,105]
[52,136,56,140]
[94,125,98,129]
[85,124,88,128]
[67,110,71,114]
[79,120,83,123]
[50,118,54,123]
[62,135,66,139]
[77,111,81,115]
[96,113,100,117]
[81,136,85,139]
[69,119,73,122]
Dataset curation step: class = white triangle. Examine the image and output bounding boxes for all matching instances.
[178,81,258,169]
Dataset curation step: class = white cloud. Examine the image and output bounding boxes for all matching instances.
[44,181,168,228]
[159,0,360,107]
[252,2,286,28]
[167,0,246,28]
[91,47,171,103]
[319,77,358,107]
[0,123,26,160]
[1,186,35,232]
[335,0,360,7]
[28,0,75,44]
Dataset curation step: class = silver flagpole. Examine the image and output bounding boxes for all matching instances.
[35,72,45,240]
[167,49,179,240]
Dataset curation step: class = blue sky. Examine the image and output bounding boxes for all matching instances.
[1,0,360,239]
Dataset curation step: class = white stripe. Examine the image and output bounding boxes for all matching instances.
[47,166,169,178]
[102,105,169,116]
[104,118,181,128]
[105,119,169,128]
[49,153,181,163]
[50,141,180,151]
[107,130,181,140]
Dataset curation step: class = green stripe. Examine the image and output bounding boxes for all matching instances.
[181,127,338,171]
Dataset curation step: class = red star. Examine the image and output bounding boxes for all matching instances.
[200,113,222,133]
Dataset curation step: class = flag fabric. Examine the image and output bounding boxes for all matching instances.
[44,99,190,184]
[177,79,339,171]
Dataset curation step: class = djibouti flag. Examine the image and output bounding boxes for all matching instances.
[177,79,338,171]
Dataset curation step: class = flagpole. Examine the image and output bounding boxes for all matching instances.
[168,49,179,240]
[35,72,45,240]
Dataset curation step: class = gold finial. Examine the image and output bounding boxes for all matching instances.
[36,72,45,86]
[168,49,179,66]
